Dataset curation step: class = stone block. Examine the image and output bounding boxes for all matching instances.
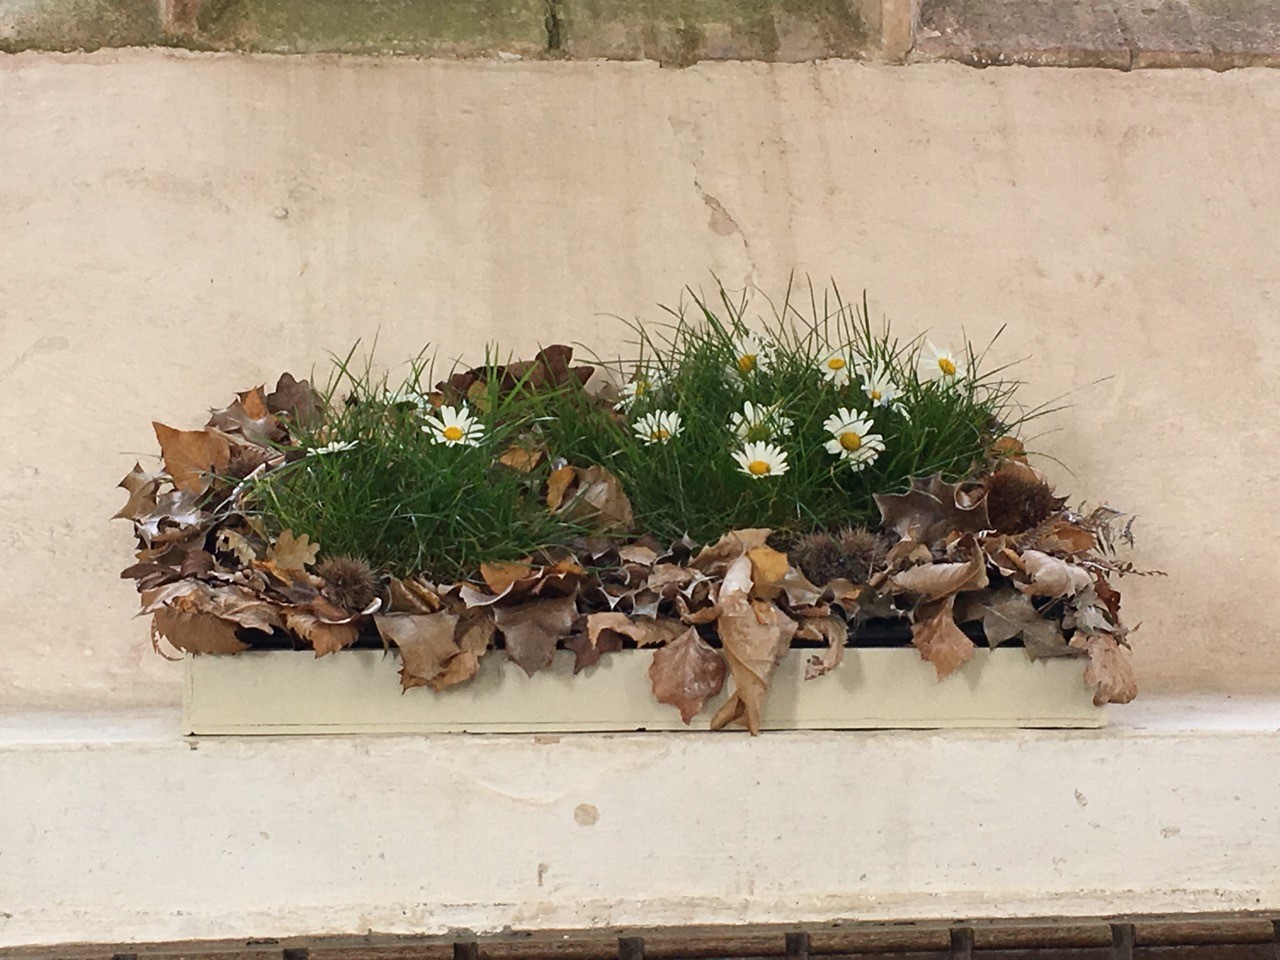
[0,0,163,51]
[559,0,872,64]
[914,0,1132,68]
[1122,0,1280,69]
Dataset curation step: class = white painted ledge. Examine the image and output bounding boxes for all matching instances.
[1,696,1278,949]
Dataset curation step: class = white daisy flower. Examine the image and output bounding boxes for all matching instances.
[861,367,902,408]
[729,333,771,378]
[307,439,359,457]
[424,404,485,447]
[920,340,966,383]
[616,366,666,411]
[817,350,858,387]
[728,401,794,442]
[733,441,789,480]
[822,407,886,472]
[634,410,682,445]
[386,388,431,411]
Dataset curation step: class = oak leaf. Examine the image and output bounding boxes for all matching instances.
[709,555,798,734]
[152,423,232,494]
[493,595,578,677]
[911,596,974,680]
[268,530,320,572]
[1070,632,1138,705]
[649,627,727,723]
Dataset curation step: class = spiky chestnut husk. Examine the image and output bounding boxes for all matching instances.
[315,555,379,614]
[791,532,848,586]
[985,469,1063,534]
[836,526,884,583]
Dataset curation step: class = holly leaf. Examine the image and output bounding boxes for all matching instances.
[268,530,320,572]
[910,596,974,680]
[493,595,578,677]
[709,555,798,734]
[649,627,727,723]
[152,423,232,494]
[1070,632,1138,705]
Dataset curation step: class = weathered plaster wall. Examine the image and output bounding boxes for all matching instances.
[2,52,1278,709]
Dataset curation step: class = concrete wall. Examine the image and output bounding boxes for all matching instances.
[2,51,1279,709]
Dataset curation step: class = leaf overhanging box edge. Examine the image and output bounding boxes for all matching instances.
[183,648,1106,735]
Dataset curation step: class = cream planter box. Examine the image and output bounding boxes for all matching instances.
[183,647,1105,734]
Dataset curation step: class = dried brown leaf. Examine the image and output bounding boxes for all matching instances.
[268,530,320,572]
[546,465,577,511]
[376,611,461,690]
[481,560,534,595]
[557,465,634,533]
[564,630,623,674]
[1070,632,1138,705]
[114,462,162,521]
[690,528,772,575]
[1017,549,1093,598]
[889,550,988,601]
[799,615,848,680]
[649,627,727,723]
[152,423,232,494]
[266,372,324,430]
[493,595,578,677]
[910,596,974,680]
[874,474,990,546]
[746,545,790,600]
[388,577,443,614]
[152,608,248,655]
[709,555,798,734]
[285,606,361,657]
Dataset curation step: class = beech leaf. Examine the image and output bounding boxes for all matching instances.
[910,596,974,680]
[493,595,578,677]
[649,627,727,723]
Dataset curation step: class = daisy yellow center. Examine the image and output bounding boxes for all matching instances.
[443,425,464,441]
[651,428,671,441]
[635,380,650,396]
[826,357,846,371]
[737,354,757,374]
[870,389,882,401]
[748,459,771,476]
[937,357,957,376]
[839,431,863,452]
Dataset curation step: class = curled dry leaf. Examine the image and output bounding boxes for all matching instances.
[889,548,988,601]
[1017,549,1093,598]
[710,555,798,734]
[285,599,362,657]
[585,611,686,647]
[799,614,847,680]
[114,463,162,522]
[388,577,443,614]
[874,474,990,546]
[1070,632,1138,705]
[493,595,578,677]
[649,627,727,723]
[691,528,772,575]
[152,423,232,495]
[481,560,534,594]
[207,386,284,445]
[910,596,974,680]
[1032,520,1097,556]
[557,465,634,533]
[152,608,248,655]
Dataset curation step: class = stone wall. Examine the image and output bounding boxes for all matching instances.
[2,51,1279,709]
